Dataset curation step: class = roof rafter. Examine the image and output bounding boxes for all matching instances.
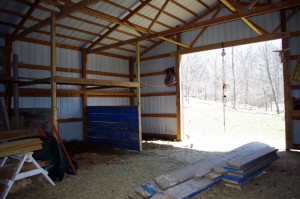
[15,0,99,40]
[89,0,300,54]
[170,0,197,17]
[83,5,189,52]
[220,0,268,35]
[12,0,40,39]
[195,0,209,9]
[141,3,221,56]
[190,7,222,47]
[147,0,170,32]
[87,0,152,51]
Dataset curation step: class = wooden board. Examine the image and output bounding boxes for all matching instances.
[87,106,141,151]
[226,147,278,169]
[151,177,221,199]
[212,145,270,174]
[0,129,39,141]
[291,55,300,82]
[154,142,269,190]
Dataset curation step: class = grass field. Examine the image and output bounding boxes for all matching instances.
[183,97,285,151]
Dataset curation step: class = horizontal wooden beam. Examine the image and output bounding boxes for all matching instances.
[141,71,166,77]
[141,92,176,97]
[89,0,300,54]
[58,118,82,123]
[141,114,177,118]
[291,84,300,90]
[142,133,176,140]
[54,76,139,88]
[141,53,171,61]
[19,63,130,78]
[171,32,292,56]
[0,88,133,97]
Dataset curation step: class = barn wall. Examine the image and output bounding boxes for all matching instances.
[141,41,177,138]
[11,41,129,140]
[287,10,300,145]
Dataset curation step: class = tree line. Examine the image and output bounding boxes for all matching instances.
[181,40,283,114]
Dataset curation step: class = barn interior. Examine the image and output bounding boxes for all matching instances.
[0,0,300,198]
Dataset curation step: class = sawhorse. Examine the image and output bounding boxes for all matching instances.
[0,152,55,199]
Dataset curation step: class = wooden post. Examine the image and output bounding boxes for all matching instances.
[176,34,182,141]
[51,14,58,137]
[81,48,88,143]
[129,56,135,106]
[4,34,12,129]
[281,10,293,151]
[136,42,142,151]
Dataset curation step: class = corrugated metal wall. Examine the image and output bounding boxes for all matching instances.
[11,41,129,140]
[141,42,177,138]
[287,10,300,145]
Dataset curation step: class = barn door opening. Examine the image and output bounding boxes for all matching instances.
[180,39,285,151]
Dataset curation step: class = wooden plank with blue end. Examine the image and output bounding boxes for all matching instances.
[87,106,141,151]
[151,177,222,199]
[154,142,270,190]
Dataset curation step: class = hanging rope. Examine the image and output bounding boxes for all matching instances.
[221,43,226,132]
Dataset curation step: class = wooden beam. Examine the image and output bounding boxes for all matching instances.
[272,8,299,33]
[141,53,171,61]
[147,0,169,32]
[81,48,88,144]
[220,0,267,35]
[0,88,134,97]
[129,57,135,106]
[281,10,293,151]
[87,0,152,51]
[190,7,222,47]
[172,32,291,56]
[50,14,58,138]
[141,71,166,77]
[248,0,259,10]
[83,6,189,52]
[15,0,98,40]
[175,32,181,141]
[91,0,300,54]
[195,0,210,9]
[141,114,177,118]
[141,92,176,97]
[54,76,139,88]
[12,0,39,39]
[170,0,197,17]
[58,118,82,123]
[136,42,142,151]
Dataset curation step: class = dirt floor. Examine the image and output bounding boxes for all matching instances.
[7,98,300,199]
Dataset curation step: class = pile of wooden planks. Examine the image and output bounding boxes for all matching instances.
[222,146,278,189]
[0,138,42,158]
[0,128,40,142]
[129,142,278,199]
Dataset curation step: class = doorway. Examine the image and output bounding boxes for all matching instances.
[180,39,285,151]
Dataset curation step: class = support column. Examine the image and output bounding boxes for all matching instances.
[136,42,142,151]
[175,34,182,141]
[281,10,293,151]
[51,14,58,137]
[4,34,12,129]
[129,56,135,106]
[81,48,88,143]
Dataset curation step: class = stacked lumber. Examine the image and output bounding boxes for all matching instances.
[223,146,278,189]
[0,128,40,142]
[0,138,42,158]
[129,142,277,199]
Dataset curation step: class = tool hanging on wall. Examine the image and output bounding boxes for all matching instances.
[221,44,227,132]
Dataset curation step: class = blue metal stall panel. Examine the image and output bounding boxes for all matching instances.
[87,106,140,151]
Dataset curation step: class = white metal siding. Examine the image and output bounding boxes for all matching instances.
[141,41,177,136]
